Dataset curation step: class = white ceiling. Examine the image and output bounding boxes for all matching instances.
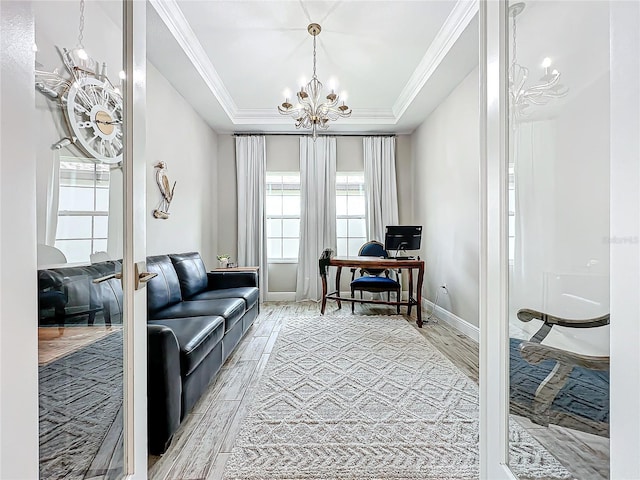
[146,0,479,135]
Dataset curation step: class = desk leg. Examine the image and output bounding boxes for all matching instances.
[407,269,414,316]
[321,269,328,315]
[416,265,424,328]
[335,266,342,309]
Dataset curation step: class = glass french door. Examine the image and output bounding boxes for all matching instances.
[505,1,611,478]
[480,1,640,478]
[32,1,148,478]
[35,1,125,478]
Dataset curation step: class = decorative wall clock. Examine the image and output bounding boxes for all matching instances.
[36,46,124,164]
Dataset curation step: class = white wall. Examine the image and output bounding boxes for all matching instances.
[411,68,480,328]
[217,134,238,262]
[217,134,413,299]
[145,62,218,267]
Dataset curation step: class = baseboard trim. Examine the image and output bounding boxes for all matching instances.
[422,298,479,343]
[266,292,296,301]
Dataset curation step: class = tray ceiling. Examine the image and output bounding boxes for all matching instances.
[147,0,479,134]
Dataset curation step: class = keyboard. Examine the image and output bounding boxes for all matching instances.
[391,256,417,260]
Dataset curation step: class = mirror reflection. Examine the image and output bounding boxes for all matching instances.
[35,1,125,478]
[507,1,610,479]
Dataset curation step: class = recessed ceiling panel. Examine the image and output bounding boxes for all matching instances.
[177,1,456,111]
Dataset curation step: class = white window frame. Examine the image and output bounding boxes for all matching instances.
[336,172,366,257]
[266,172,301,263]
[55,156,110,260]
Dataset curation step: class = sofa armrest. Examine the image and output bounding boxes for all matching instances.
[147,324,182,455]
[207,271,259,290]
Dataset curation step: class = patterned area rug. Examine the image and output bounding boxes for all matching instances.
[223,315,572,480]
[39,329,123,479]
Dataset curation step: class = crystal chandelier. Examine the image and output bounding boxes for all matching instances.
[509,2,568,120]
[277,23,352,139]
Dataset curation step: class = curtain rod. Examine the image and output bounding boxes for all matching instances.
[232,133,397,138]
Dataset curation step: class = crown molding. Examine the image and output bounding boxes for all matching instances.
[232,108,396,124]
[149,0,238,118]
[393,0,478,118]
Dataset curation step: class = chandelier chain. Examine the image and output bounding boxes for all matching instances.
[312,35,317,78]
[78,0,85,48]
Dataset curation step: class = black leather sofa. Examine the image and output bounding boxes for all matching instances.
[38,260,124,327]
[145,252,259,454]
[37,252,259,455]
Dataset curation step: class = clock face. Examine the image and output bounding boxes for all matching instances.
[65,76,123,164]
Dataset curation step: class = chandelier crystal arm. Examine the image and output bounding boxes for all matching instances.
[508,2,569,122]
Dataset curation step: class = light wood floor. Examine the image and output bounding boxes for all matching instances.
[38,325,121,366]
[148,301,609,480]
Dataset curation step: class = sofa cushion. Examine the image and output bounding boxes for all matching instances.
[189,287,259,309]
[170,252,208,299]
[149,316,224,377]
[150,298,246,332]
[147,255,182,314]
[38,265,103,326]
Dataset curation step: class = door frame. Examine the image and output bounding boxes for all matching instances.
[609,2,640,478]
[123,0,148,476]
[479,0,513,477]
[479,0,640,477]
[0,2,40,477]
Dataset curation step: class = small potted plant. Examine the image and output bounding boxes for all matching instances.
[217,254,231,268]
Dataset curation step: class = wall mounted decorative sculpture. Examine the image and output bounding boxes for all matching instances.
[153,161,176,219]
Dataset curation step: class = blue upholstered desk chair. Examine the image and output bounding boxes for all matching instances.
[350,241,401,314]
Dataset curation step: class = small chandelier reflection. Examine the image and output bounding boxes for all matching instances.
[509,2,569,120]
[277,23,352,140]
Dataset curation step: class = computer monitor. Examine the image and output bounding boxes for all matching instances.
[384,225,422,252]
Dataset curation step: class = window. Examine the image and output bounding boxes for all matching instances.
[336,173,366,256]
[266,173,300,261]
[55,157,110,263]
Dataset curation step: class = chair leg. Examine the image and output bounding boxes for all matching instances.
[397,289,401,314]
[351,288,355,313]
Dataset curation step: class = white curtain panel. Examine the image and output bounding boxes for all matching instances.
[296,136,337,302]
[235,135,267,299]
[363,136,399,244]
[106,166,124,260]
[44,151,61,246]
[511,121,556,321]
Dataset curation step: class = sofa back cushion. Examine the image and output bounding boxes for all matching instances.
[169,252,208,299]
[146,255,182,314]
